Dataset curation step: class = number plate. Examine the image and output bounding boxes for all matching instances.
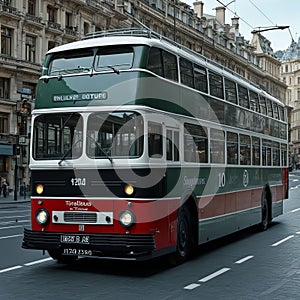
[63,248,93,256]
[60,235,90,244]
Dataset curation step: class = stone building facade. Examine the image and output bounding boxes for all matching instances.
[278,39,300,168]
[0,0,287,193]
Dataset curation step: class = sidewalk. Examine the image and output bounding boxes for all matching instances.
[0,193,30,206]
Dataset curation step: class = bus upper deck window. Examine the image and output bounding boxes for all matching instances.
[48,50,94,75]
[95,46,134,72]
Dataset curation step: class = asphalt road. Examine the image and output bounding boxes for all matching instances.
[0,173,299,300]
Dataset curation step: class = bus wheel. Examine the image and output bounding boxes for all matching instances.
[259,190,270,231]
[169,205,193,265]
[48,250,77,264]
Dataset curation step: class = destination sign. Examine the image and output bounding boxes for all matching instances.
[53,92,107,102]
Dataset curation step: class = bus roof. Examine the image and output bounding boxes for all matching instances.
[46,29,284,107]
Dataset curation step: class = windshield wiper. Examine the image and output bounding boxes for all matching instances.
[106,65,120,75]
[87,135,113,164]
[97,63,132,74]
[58,139,82,166]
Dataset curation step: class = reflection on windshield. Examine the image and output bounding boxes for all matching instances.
[33,113,83,160]
[87,112,144,159]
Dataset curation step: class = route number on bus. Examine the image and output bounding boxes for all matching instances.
[71,178,86,186]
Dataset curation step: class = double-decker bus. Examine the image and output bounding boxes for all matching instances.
[22,28,288,264]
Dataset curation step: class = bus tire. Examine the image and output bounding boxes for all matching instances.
[48,250,77,264]
[169,205,194,265]
[259,189,271,231]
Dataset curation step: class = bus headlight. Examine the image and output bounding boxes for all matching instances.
[36,209,49,225]
[124,184,135,196]
[36,184,44,195]
[119,210,135,227]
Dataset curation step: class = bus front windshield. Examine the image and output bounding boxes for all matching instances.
[33,111,144,160]
[87,112,144,159]
[33,113,83,160]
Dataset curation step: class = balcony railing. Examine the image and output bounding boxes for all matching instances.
[25,13,43,24]
[0,3,19,16]
[47,21,61,31]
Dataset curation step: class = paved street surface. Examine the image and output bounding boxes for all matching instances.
[0,173,299,299]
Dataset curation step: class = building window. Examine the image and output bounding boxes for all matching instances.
[0,78,10,99]
[66,12,73,29]
[48,41,56,51]
[25,35,36,62]
[84,22,89,35]
[47,5,57,23]
[1,26,12,56]
[0,113,9,134]
[28,0,36,15]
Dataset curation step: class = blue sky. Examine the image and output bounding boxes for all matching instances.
[184,0,299,51]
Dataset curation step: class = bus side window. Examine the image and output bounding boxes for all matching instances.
[210,128,225,164]
[239,134,251,165]
[273,103,279,119]
[224,78,237,104]
[273,142,280,166]
[209,71,224,99]
[184,123,208,163]
[194,65,208,93]
[281,143,288,166]
[227,132,238,164]
[279,106,285,121]
[238,85,249,109]
[147,47,163,77]
[259,96,267,115]
[252,137,260,166]
[148,122,163,158]
[250,91,260,112]
[180,58,194,88]
[162,50,178,82]
[166,129,179,161]
[262,139,272,166]
[266,99,273,117]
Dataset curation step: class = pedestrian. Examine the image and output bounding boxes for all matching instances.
[20,182,26,199]
[2,179,8,198]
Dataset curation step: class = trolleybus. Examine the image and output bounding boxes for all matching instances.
[22,28,289,264]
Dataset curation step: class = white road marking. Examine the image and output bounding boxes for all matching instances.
[296,232,300,235]
[291,208,300,213]
[272,235,294,247]
[234,255,254,264]
[0,258,53,275]
[0,265,22,273]
[198,268,231,283]
[24,257,53,266]
[183,283,201,290]
[0,225,26,230]
[0,234,23,240]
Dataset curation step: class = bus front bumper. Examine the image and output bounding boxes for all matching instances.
[22,228,157,260]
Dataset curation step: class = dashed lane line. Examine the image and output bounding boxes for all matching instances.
[0,234,23,240]
[0,266,23,274]
[234,255,254,264]
[0,258,53,274]
[24,257,53,266]
[198,268,231,283]
[183,283,201,290]
[271,235,295,247]
[291,208,300,213]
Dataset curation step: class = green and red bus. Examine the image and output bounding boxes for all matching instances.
[22,29,288,264]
